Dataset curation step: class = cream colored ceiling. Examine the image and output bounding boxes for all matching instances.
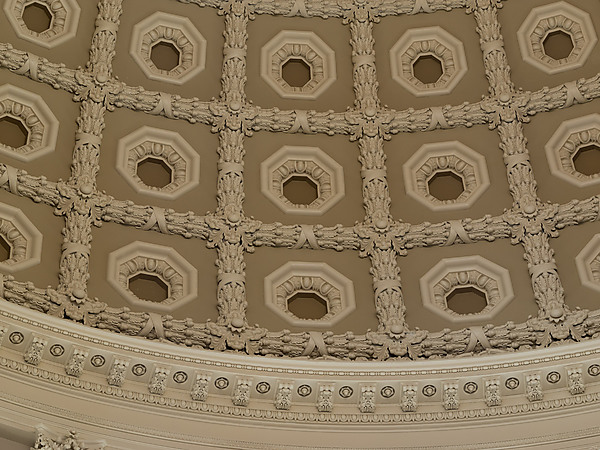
[0,0,599,353]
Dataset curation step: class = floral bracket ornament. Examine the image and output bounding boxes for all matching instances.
[403,141,490,211]
[260,145,344,215]
[264,261,355,328]
[419,255,514,323]
[0,202,43,273]
[517,2,597,74]
[390,26,467,97]
[545,114,600,187]
[3,0,81,48]
[116,126,200,199]
[130,12,207,84]
[261,30,336,99]
[107,241,198,313]
[0,84,58,161]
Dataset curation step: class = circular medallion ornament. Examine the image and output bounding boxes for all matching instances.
[588,364,600,377]
[8,332,24,344]
[422,385,436,397]
[173,371,188,384]
[49,344,65,357]
[463,382,478,394]
[546,372,561,384]
[90,355,105,367]
[380,386,395,398]
[297,384,312,397]
[505,377,520,390]
[215,377,229,390]
[256,382,271,394]
[339,386,353,398]
[131,364,147,377]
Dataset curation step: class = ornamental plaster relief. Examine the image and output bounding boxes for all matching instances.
[260,30,336,99]
[130,12,207,84]
[263,261,355,328]
[3,0,81,49]
[390,26,467,97]
[0,202,42,273]
[545,114,600,187]
[116,126,200,199]
[107,241,198,313]
[0,84,58,161]
[403,140,490,211]
[260,145,345,215]
[517,1,597,75]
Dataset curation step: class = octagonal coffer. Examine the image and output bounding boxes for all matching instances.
[517,2,597,74]
[264,262,355,328]
[419,256,514,323]
[261,30,336,99]
[390,26,467,97]
[545,114,600,187]
[403,141,489,211]
[130,12,206,84]
[3,0,81,48]
[0,84,58,161]
[0,202,42,272]
[107,241,198,313]
[116,126,200,199]
[575,234,600,294]
[261,146,344,215]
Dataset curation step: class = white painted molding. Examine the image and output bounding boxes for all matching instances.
[0,84,58,162]
[419,255,514,323]
[116,126,200,199]
[390,26,467,97]
[263,261,355,328]
[0,202,42,273]
[107,241,198,313]
[130,12,206,85]
[260,145,344,215]
[403,141,490,211]
[517,1,597,74]
[260,30,336,100]
[3,0,81,49]
[545,114,600,187]
[576,233,600,294]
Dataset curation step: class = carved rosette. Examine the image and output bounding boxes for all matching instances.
[3,0,81,48]
[403,141,490,211]
[260,145,344,215]
[390,26,467,97]
[107,241,198,313]
[517,2,597,74]
[264,261,355,328]
[116,126,200,199]
[0,202,42,273]
[419,256,514,323]
[545,114,600,187]
[575,234,600,294]
[260,30,336,99]
[0,84,58,161]
[130,12,206,84]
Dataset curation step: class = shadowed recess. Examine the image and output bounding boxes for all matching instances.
[150,41,181,72]
[282,175,318,205]
[287,292,328,319]
[22,2,52,33]
[136,157,173,188]
[573,145,600,176]
[427,171,464,201]
[446,286,488,314]
[0,116,29,148]
[128,273,169,303]
[281,58,311,87]
[412,55,443,84]
[0,235,11,262]
[542,30,574,60]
